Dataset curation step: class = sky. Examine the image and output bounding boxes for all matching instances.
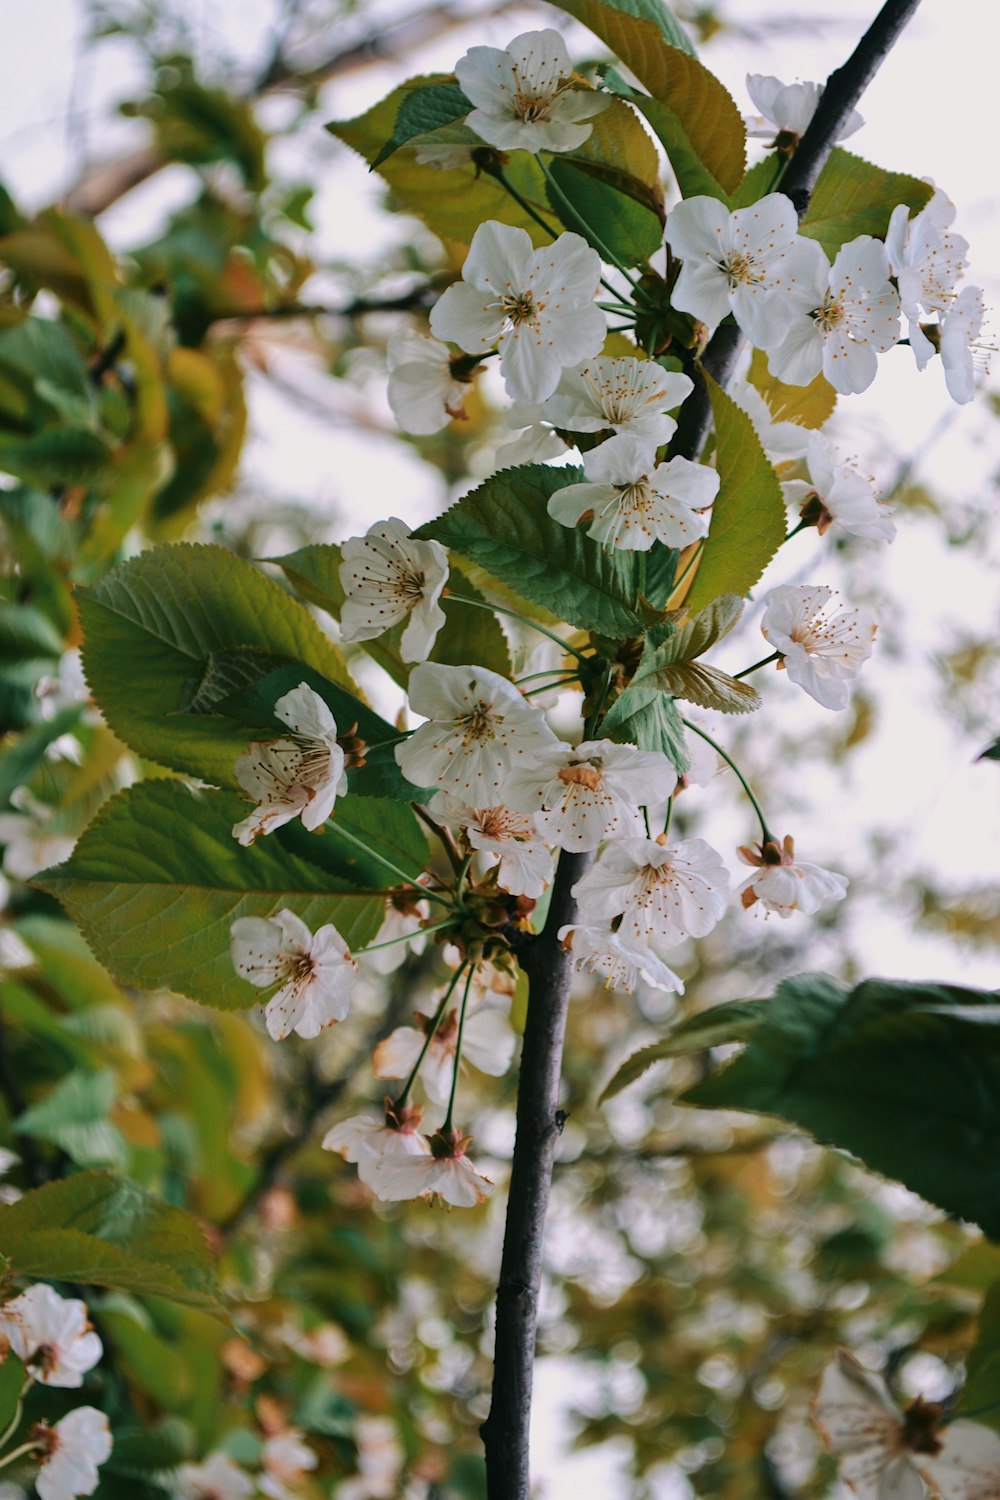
[0,3,999,1495]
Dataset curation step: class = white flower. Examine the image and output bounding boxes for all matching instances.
[34,1407,112,1500]
[782,431,895,541]
[172,1452,254,1500]
[322,1104,432,1199]
[260,1431,318,1500]
[922,1419,1000,1500]
[413,142,478,170]
[429,221,604,403]
[504,738,678,852]
[939,285,989,405]
[547,432,718,551]
[456,29,610,154]
[371,1127,493,1207]
[572,837,730,952]
[812,1350,938,1500]
[727,377,809,463]
[737,835,848,918]
[338,517,449,662]
[428,792,553,898]
[230,909,358,1041]
[359,894,429,976]
[745,74,862,141]
[232,684,347,845]
[761,584,876,711]
[514,356,694,447]
[0,1284,102,1387]
[396,662,558,808]
[495,420,569,468]
[765,235,901,395]
[372,974,516,1106]
[886,191,968,322]
[558,923,685,995]
[0,789,75,881]
[386,330,473,434]
[665,193,821,344]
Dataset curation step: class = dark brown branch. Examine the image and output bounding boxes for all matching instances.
[480,848,591,1500]
[206,279,449,328]
[668,0,926,465]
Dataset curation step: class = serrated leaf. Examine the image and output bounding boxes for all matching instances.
[662,594,744,661]
[545,97,666,264]
[78,543,354,788]
[684,374,785,610]
[373,80,471,167]
[602,681,690,773]
[329,75,552,254]
[748,346,836,430]
[270,547,512,686]
[800,147,933,258]
[684,974,1000,1240]
[650,660,760,713]
[549,0,695,58]
[418,464,643,638]
[0,1170,222,1309]
[643,543,678,610]
[177,646,290,715]
[599,998,767,1102]
[37,780,397,1010]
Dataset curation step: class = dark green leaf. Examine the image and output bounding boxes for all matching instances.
[16,1069,126,1169]
[800,148,933,258]
[602,680,690,773]
[0,1353,25,1430]
[0,704,84,807]
[546,156,663,265]
[373,81,471,167]
[599,998,768,1102]
[685,974,1000,1240]
[958,1281,1000,1434]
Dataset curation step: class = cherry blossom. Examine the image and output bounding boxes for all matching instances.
[572,837,730,952]
[359,893,429,976]
[886,191,968,325]
[395,662,557,807]
[765,235,901,395]
[455,29,610,154]
[0,788,76,881]
[558,923,685,995]
[504,738,678,852]
[413,141,478,170]
[371,1127,493,1207]
[509,355,694,449]
[547,432,718,551]
[386,330,474,434]
[260,1430,318,1500]
[172,1452,254,1500]
[761,584,876,711]
[728,376,809,464]
[0,1284,102,1387]
[665,193,820,344]
[812,1350,940,1500]
[230,909,358,1041]
[373,974,516,1106]
[737,835,848,917]
[939,285,988,405]
[322,1103,433,1199]
[33,1407,112,1500]
[339,517,449,662]
[745,73,863,142]
[922,1419,1000,1500]
[429,221,604,403]
[232,683,347,845]
[782,431,895,541]
[428,791,554,897]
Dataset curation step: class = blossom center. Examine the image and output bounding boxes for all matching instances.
[719,250,763,289]
[499,291,537,326]
[460,701,500,744]
[813,295,845,332]
[557,763,603,792]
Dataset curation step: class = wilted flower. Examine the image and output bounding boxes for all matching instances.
[761,584,876,711]
[429,221,604,403]
[371,1126,493,1207]
[558,923,685,995]
[386,330,474,434]
[232,684,347,845]
[230,909,358,1041]
[33,1407,112,1500]
[737,835,848,917]
[339,517,449,662]
[782,431,895,542]
[0,1284,102,1388]
[456,29,610,153]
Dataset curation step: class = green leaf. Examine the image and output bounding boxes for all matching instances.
[372,80,471,167]
[0,427,114,488]
[958,1281,1000,1434]
[548,0,695,57]
[270,547,512,686]
[684,974,1000,1240]
[78,543,355,788]
[599,998,768,1102]
[684,374,785,611]
[37,780,395,1010]
[730,152,784,209]
[659,593,743,659]
[978,736,1000,763]
[649,660,760,713]
[800,148,933,258]
[643,543,678,610]
[624,597,761,713]
[16,1069,126,1169]
[602,681,690,773]
[0,1353,26,1430]
[545,97,666,264]
[748,347,836,430]
[330,76,553,252]
[0,704,84,807]
[0,1170,222,1309]
[419,464,643,638]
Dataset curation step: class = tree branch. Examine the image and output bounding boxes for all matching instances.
[479,849,591,1500]
[667,0,925,465]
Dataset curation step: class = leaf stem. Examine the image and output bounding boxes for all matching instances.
[328,821,454,909]
[446,590,591,665]
[357,916,455,957]
[0,1440,41,1472]
[734,651,781,681]
[0,1389,26,1453]
[395,961,469,1110]
[443,966,476,1132]
[535,155,641,288]
[681,717,773,842]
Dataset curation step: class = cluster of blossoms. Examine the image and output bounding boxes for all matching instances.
[814,1349,1000,1500]
[0,1284,110,1500]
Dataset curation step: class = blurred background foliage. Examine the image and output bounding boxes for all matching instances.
[0,1,998,1496]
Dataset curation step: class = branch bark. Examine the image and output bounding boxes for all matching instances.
[668,0,925,465]
[481,4,925,1496]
